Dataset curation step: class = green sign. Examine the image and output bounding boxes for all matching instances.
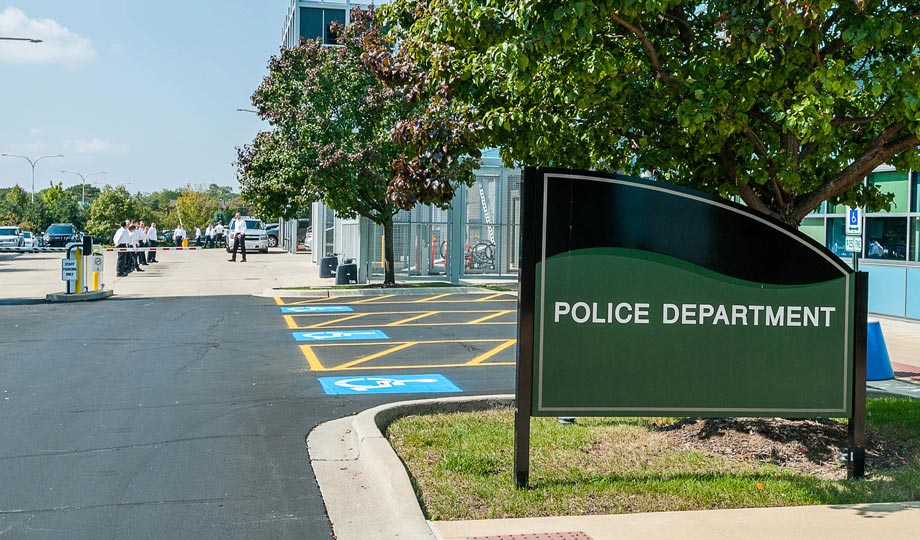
[514,167,867,486]
[534,248,853,416]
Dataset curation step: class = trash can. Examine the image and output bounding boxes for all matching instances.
[319,255,338,278]
[335,263,358,285]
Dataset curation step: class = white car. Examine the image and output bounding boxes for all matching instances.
[225,217,269,254]
[21,231,37,250]
[0,226,23,248]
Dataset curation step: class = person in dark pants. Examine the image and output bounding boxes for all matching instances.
[147,221,158,262]
[228,212,247,262]
[113,221,130,277]
[137,221,148,266]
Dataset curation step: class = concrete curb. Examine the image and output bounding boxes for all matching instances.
[45,289,115,302]
[308,394,514,540]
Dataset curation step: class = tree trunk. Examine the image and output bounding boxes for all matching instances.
[383,216,396,286]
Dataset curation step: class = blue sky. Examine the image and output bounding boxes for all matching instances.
[0,1,287,195]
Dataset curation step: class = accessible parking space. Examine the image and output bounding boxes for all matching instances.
[275,292,518,372]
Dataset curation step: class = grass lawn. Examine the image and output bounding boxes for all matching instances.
[386,398,920,520]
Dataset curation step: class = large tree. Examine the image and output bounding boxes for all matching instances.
[86,186,138,242]
[386,0,920,226]
[237,7,479,284]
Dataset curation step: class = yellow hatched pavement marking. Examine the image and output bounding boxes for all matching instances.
[283,315,298,329]
[300,339,516,371]
[274,297,284,305]
[415,293,453,302]
[307,313,372,329]
[468,310,514,324]
[286,297,338,306]
[385,311,437,327]
[475,292,508,302]
[351,294,396,304]
[467,339,517,365]
[333,342,418,370]
[301,346,326,371]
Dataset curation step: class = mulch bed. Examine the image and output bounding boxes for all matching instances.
[659,417,913,479]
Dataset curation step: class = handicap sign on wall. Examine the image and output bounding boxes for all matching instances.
[293,330,390,342]
[318,374,462,395]
[281,306,353,314]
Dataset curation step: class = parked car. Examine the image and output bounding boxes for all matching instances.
[21,231,37,250]
[0,226,22,248]
[43,223,80,247]
[266,223,279,248]
[225,217,269,254]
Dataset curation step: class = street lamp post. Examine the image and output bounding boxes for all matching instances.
[1,153,64,203]
[61,170,107,205]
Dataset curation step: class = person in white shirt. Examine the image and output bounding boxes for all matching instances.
[127,223,143,273]
[147,222,159,262]
[214,222,225,248]
[205,224,214,249]
[194,226,202,247]
[228,212,247,262]
[174,224,186,247]
[136,221,148,266]
[113,221,130,276]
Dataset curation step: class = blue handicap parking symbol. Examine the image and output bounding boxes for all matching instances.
[318,374,462,395]
[849,209,859,225]
[293,329,390,342]
[281,305,353,314]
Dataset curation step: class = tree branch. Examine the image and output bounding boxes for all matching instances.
[793,127,919,222]
[609,13,671,83]
[737,182,776,218]
[831,97,893,126]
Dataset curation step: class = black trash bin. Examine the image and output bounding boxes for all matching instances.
[335,263,358,285]
[319,255,338,278]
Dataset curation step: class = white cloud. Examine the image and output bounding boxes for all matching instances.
[65,138,128,155]
[0,7,96,67]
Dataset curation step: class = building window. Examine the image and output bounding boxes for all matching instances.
[825,217,850,258]
[910,218,920,263]
[799,217,824,244]
[299,7,324,42]
[912,171,919,213]
[865,217,907,260]
[324,9,346,44]
[868,170,910,212]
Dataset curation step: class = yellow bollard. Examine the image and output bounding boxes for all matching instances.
[91,250,100,291]
[182,237,188,247]
[75,247,84,294]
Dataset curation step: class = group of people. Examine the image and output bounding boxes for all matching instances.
[168,222,229,249]
[112,220,158,277]
[111,213,250,276]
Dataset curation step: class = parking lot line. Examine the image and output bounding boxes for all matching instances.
[285,309,515,329]
[298,338,516,371]
[274,295,517,307]
[350,294,397,304]
[468,309,515,324]
[385,311,437,326]
[466,339,517,365]
[309,312,372,328]
[331,342,418,370]
[475,292,509,302]
[302,346,325,371]
[414,293,453,302]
